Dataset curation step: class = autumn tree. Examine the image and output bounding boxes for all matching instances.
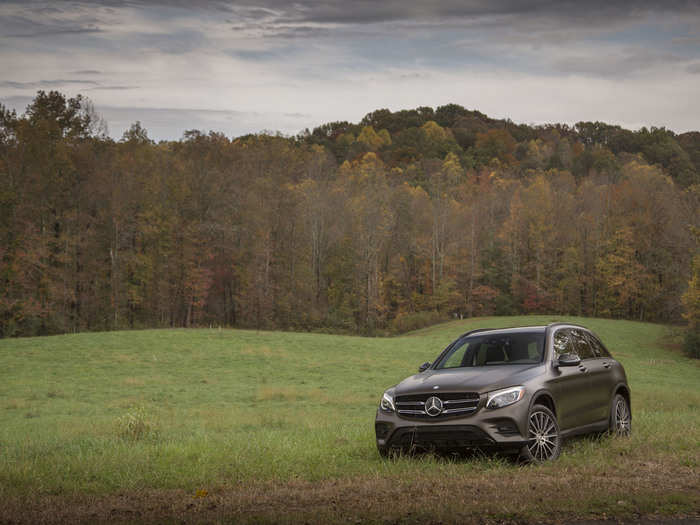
[1,94,698,337]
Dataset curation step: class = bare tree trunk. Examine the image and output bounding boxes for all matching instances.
[468,208,477,309]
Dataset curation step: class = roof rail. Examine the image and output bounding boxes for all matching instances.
[546,322,588,330]
[458,327,497,338]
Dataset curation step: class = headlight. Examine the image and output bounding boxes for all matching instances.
[486,386,525,409]
[380,391,395,412]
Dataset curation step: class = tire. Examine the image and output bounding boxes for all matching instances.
[609,394,631,436]
[377,445,401,458]
[520,404,562,463]
[377,445,393,458]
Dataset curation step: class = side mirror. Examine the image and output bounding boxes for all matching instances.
[418,362,431,373]
[557,353,581,367]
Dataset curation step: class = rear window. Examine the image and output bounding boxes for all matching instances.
[436,332,545,369]
[585,332,611,358]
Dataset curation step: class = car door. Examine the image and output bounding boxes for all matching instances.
[584,331,617,422]
[570,328,608,424]
[549,328,591,430]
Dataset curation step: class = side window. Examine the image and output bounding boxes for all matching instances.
[527,341,540,360]
[570,329,595,360]
[473,344,488,366]
[585,332,611,358]
[552,329,575,359]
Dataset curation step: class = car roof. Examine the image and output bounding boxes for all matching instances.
[459,325,547,338]
[458,322,590,339]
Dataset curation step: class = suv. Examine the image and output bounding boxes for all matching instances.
[375,323,631,462]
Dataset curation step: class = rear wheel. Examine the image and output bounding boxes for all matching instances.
[610,394,631,436]
[520,404,561,463]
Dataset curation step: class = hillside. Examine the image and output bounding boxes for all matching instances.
[308,105,700,188]
[0,316,698,522]
[1,93,699,338]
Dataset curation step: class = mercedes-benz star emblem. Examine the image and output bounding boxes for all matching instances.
[425,396,443,417]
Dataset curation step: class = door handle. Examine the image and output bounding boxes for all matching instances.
[578,366,587,373]
[602,362,611,369]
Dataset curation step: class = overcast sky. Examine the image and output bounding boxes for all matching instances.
[1,0,699,141]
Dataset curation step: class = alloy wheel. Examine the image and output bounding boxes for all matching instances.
[614,397,631,435]
[527,409,560,462]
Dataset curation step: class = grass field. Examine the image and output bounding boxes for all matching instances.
[0,315,698,523]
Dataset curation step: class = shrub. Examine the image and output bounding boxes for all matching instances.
[117,405,155,441]
[683,329,700,359]
[390,311,446,334]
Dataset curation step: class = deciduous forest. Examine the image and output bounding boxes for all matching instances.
[1,91,699,338]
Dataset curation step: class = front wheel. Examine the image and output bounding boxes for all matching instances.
[520,404,562,463]
[610,394,631,436]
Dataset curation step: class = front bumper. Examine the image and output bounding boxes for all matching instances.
[375,395,530,453]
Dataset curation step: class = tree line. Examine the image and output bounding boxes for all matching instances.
[1,91,698,340]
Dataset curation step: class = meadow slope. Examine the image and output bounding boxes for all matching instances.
[0,316,698,523]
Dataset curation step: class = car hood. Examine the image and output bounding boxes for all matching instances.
[394,364,543,395]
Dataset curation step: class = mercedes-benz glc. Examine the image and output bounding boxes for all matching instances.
[375,323,631,462]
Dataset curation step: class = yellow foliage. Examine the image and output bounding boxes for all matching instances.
[421,120,449,142]
[359,152,384,175]
[357,126,391,150]
[378,129,392,146]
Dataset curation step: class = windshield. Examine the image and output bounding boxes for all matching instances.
[435,331,545,369]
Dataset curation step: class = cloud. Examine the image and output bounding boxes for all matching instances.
[0,79,100,89]
[550,48,689,77]
[0,3,104,39]
[226,48,284,61]
[87,85,139,91]
[1,0,698,138]
[219,0,700,28]
[122,30,209,55]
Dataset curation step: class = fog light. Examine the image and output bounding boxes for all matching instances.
[375,422,391,439]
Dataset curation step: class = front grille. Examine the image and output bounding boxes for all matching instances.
[389,425,494,448]
[395,392,480,419]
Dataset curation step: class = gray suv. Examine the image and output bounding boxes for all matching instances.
[375,323,631,462]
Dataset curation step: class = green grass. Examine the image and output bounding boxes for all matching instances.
[0,315,698,521]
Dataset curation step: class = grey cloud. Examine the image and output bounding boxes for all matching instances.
[103,0,696,26]
[87,85,139,90]
[1,0,698,138]
[399,72,431,79]
[0,4,103,39]
[10,1,700,29]
[1,24,101,38]
[125,30,209,54]
[227,48,283,61]
[222,0,700,27]
[552,49,689,77]
[228,22,335,40]
[0,79,100,89]
[264,25,334,39]
[672,35,700,45]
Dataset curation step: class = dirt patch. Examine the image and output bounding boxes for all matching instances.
[1,461,698,524]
